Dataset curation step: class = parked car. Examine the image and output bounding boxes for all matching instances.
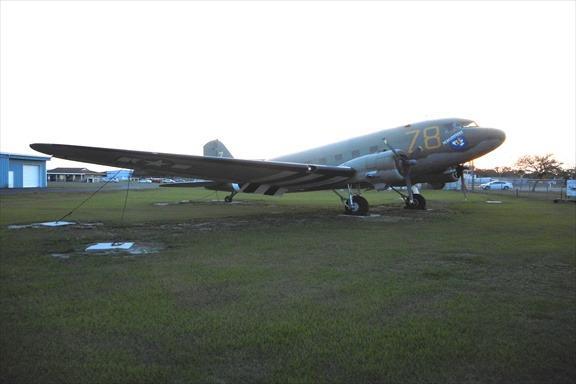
[480,180,513,190]
[138,178,152,183]
[161,178,175,184]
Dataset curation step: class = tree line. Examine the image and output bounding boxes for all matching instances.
[474,154,575,181]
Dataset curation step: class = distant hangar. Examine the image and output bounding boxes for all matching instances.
[0,152,50,189]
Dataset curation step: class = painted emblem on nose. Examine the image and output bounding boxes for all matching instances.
[449,136,468,151]
[442,130,469,151]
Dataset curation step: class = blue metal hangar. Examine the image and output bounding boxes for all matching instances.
[0,152,50,189]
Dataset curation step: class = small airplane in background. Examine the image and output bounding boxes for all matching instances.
[31,118,505,215]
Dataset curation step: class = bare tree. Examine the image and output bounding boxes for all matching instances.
[559,166,576,180]
[515,154,563,191]
[494,166,517,177]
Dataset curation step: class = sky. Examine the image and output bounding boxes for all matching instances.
[1,0,575,171]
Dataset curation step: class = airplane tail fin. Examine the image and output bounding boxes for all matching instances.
[203,140,233,158]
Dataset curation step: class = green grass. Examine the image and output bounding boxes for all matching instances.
[1,187,575,383]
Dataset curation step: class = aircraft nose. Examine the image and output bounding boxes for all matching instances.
[486,128,506,144]
[473,127,506,152]
[478,128,506,145]
[462,127,506,154]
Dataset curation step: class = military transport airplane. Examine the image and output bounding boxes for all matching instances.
[31,118,505,215]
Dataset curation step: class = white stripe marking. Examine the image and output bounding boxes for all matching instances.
[286,176,350,190]
[252,171,298,183]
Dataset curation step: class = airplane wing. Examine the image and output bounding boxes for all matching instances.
[31,143,356,195]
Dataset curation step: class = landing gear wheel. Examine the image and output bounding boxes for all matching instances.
[344,195,369,216]
[224,195,233,203]
[404,194,426,210]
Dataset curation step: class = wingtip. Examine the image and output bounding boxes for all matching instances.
[30,143,52,154]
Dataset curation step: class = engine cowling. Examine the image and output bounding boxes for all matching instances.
[342,150,406,187]
[418,170,459,184]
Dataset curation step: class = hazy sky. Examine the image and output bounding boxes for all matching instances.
[1,0,574,171]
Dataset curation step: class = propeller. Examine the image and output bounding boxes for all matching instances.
[456,163,469,200]
[383,138,417,204]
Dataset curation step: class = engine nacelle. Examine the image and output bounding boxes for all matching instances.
[342,150,405,186]
[417,170,459,184]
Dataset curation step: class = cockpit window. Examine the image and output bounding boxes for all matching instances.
[451,120,478,130]
[444,122,461,135]
[443,120,478,135]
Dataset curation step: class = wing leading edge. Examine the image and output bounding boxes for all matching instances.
[30,143,356,193]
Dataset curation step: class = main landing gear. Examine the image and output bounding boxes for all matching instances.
[389,185,427,210]
[345,195,369,215]
[224,183,241,203]
[404,193,426,210]
[334,185,369,216]
[224,190,238,203]
[334,184,427,215]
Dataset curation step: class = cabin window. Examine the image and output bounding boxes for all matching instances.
[369,146,378,153]
[334,154,343,161]
[351,150,360,158]
[318,157,327,164]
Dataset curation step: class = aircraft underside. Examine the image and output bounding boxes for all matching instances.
[203,179,427,215]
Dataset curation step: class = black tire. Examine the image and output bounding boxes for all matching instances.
[503,186,510,190]
[405,194,427,210]
[344,195,369,216]
[224,195,233,203]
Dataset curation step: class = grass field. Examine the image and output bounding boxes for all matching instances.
[1,186,575,383]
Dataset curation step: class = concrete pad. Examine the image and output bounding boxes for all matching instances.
[339,214,382,218]
[38,221,76,227]
[85,242,135,252]
[8,221,76,229]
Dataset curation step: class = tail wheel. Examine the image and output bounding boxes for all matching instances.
[344,195,369,216]
[224,195,233,203]
[404,194,426,210]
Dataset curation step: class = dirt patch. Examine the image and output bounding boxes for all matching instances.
[40,204,449,260]
[153,199,274,207]
[151,204,449,233]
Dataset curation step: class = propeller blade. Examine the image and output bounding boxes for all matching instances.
[405,166,414,203]
[461,174,468,200]
[382,137,400,158]
[383,138,417,203]
[456,164,468,200]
